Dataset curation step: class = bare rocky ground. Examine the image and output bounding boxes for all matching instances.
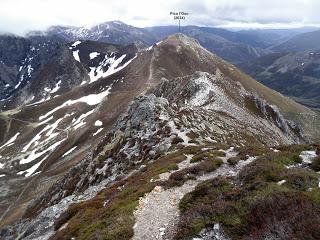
[133,147,254,240]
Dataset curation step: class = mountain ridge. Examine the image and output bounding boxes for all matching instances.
[0,33,319,239]
[33,21,272,64]
[271,29,320,52]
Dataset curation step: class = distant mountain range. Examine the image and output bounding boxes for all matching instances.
[239,29,320,109]
[271,30,320,52]
[240,50,320,109]
[39,21,273,64]
[1,21,319,110]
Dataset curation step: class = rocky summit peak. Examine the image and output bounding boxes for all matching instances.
[162,33,201,47]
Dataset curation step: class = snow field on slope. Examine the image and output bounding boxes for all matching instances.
[0,133,20,150]
[88,54,136,82]
[18,139,65,177]
[39,86,112,121]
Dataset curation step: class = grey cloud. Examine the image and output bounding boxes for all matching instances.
[1,0,320,35]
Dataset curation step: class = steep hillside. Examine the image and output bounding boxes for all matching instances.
[0,35,67,102]
[0,35,89,109]
[0,33,318,240]
[240,50,320,109]
[272,30,320,52]
[0,35,30,93]
[0,38,138,110]
[70,40,138,83]
[147,34,319,142]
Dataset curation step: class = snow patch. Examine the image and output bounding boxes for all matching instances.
[146,40,163,51]
[94,120,103,126]
[89,52,100,59]
[62,146,77,157]
[22,118,63,153]
[71,41,81,47]
[44,80,61,94]
[38,116,54,126]
[27,64,33,77]
[72,109,95,130]
[88,54,136,83]
[93,128,103,136]
[270,148,280,152]
[0,133,20,150]
[277,179,286,185]
[39,87,111,120]
[73,50,80,62]
[18,139,65,176]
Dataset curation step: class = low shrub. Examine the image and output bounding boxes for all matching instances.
[239,157,283,183]
[177,145,202,155]
[54,201,102,231]
[171,136,184,145]
[227,156,242,166]
[245,192,320,240]
[188,139,199,144]
[165,158,223,188]
[281,168,319,190]
[176,176,320,240]
[51,147,195,239]
[190,151,225,163]
[276,144,312,153]
[235,146,270,160]
[311,156,320,172]
[186,131,199,140]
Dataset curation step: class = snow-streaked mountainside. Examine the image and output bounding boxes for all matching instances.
[68,40,137,83]
[0,33,319,240]
[0,35,68,104]
[0,37,138,110]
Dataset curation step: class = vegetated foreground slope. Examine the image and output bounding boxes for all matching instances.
[0,34,319,239]
[175,144,320,240]
[240,50,320,109]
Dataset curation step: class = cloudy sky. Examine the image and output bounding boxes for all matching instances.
[1,0,320,35]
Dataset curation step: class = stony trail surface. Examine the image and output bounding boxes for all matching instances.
[132,148,253,240]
